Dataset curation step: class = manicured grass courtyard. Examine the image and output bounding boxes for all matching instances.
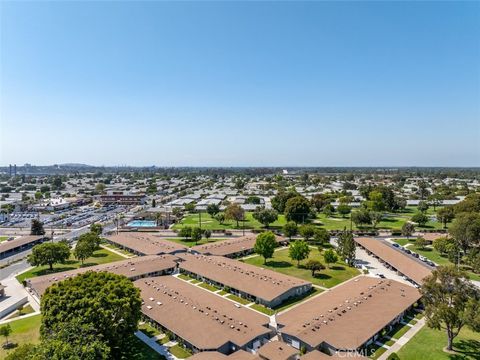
[315,207,444,232]
[197,282,219,292]
[165,237,227,248]
[0,314,41,359]
[243,248,360,288]
[0,236,9,243]
[226,294,251,305]
[173,212,287,231]
[139,322,162,338]
[168,344,192,358]
[16,247,125,283]
[397,326,480,360]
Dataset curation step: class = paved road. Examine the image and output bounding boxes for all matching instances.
[0,224,101,281]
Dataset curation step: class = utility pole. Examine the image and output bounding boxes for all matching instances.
[199,212,202,230]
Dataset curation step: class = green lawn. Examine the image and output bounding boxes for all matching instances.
[101,242,136,257]
[0,314,41,359]
[249,303,276,315]
[244,248,360,288]
[139,322,162,338]
[16,247,124,283]
[393,239,480,281]
[390,322,412,340]
[8,305,36,319]
[226,294,251,305]
[0,236,9,243]
[273,287,322,313]
[169,344,192,358]
[197,282,219,292]
[0,315,164,360]
[165,237,227,248]
[315,208,444,232]
[397,326,480,360]
[124,335,166,360]
[173,212,287,231]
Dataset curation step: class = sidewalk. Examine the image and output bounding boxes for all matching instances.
[135,330,178,360]
[378,318,426,360]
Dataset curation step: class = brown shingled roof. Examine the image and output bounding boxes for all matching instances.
[178,253,310,303]
[354,237,432,285]
[301,350,367,359]
[189,350,259,360]
[0,235,44,254]
[257,341,298,360]
[134,276,272,350]
[277,276,421,350]
[105,233,187,255]
[191,235,284,257]
[28,255,178,296]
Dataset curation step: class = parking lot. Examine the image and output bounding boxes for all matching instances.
[0,204,127,230]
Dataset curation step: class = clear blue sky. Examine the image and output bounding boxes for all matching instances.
[1,1,479,167]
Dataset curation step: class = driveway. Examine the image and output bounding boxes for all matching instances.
[355,247,414,286]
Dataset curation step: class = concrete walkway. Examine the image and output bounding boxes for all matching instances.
[135,330,179,360]
[378,317,426,360]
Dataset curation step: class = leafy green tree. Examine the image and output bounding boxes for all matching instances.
[203,229,212,240]
[411,212,429,227]
[322,204,335,218]
[283,221,298,240]
[401,222,415,239]
[370,211,383,229]
[179,226,192,239]
[305,259,325,276]
[288,240,310,267]
[214,213,225,225]
[449,212,480,254]
[28,241,70,270]
[415,236,427,250]
[310,194,331,212]
[337,204,351,218]
[368,190,385,212]
[0,324,12,346]
[313,228,330,245]
[206,204,220,217]
[351,210,371,228]
[437,206,455,229]
[74,239,94,265]
[453,193,480,214]
[272,190,298,213]
[5,344,36,360]
[41,272,141,357]
[284,196,312,223]
[253,208,278,228]
[323,249,338,268]
[433,236,452,255]
[225,203,245,227]
[299,224,316,242]
[245,196,261,205]
[418,201,429,213]
[421,266,480,351]
[191,227,202,245]
[90,223,103,236]
[36,319,110,360]
[337,229,356,266]
[254,231,277,264]
[77,232,101,250]
[31,219,46,235]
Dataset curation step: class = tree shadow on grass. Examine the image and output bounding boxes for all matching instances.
[91,252,107,258]
[330,265,345,271]
[34,266,77,277]
[449,339,480,360]
[266,261,292,268]
[79,262,99,268]
[313,273,332,280]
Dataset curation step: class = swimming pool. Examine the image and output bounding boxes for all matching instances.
[126,220,157,227]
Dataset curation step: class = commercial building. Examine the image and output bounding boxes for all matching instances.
[27,255,178,297]
[178,253,311,308]
[100,191,146,205]
[191,235,286,258]
[354,237,432,285]
[277,276,421,354]
[105,233,187,255]
[135,276,272,354]
[0,235,46,259]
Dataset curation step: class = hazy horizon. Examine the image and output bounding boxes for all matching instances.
[1,1,479,167]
